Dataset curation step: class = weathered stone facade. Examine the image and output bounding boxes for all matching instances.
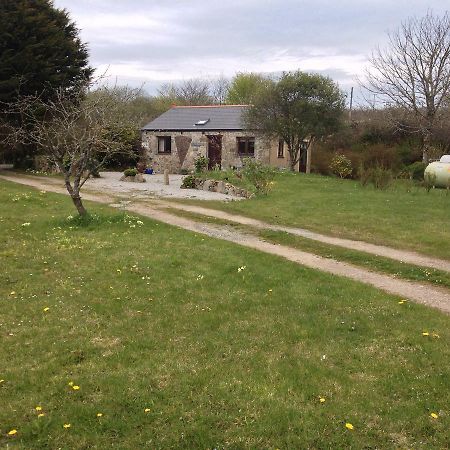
[142,130,295,173]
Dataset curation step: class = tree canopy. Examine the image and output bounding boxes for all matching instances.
[246,71,345,171]
[226,73,271,105]
[0,0,92,106]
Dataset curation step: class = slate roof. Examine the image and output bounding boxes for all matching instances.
[142,105,249,131]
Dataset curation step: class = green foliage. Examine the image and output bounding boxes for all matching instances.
[241,158,276,195]
[0,0,92,165]
[181,174,197,189]
[123,168,138,177]
[329,154,353,178]
[406,161,427,180]
[226,72,271,104]
[194,155,208,174]
[0,0,92,108]
[247,71,345,170]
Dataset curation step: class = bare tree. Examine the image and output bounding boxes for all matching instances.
[2,82,140,216]
[158,78,213,106]
[362,12,450,163]
[211,75,230,105]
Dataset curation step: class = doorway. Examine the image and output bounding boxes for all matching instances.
[207,135,222,170]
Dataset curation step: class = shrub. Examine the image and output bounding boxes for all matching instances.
[241,158,276,195]
[406,161,427,180]
[329,154,353,178]
[123,168,138,177]
[194,156,208,174]
[370,166,394,190]
[180,168,189,175]
[181,174,197,189]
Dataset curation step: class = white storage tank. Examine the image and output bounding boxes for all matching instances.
[424,155,450,188]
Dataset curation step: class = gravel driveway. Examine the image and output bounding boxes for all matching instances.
[83,172,242,201]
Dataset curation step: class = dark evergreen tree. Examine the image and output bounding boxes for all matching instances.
[0,0,93,164]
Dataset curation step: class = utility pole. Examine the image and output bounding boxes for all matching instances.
[348,86,354,122]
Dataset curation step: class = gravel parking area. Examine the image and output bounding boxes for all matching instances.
[83,171,243,201]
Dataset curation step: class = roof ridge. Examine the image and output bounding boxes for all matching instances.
[172,104,250,108]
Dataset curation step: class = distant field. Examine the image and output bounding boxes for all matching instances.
[0,179,449,449]
[177,173,450,260]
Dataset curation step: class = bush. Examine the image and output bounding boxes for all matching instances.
[241,158,276,195]
[406,161,427,180]
[359,165,394,190]
[194,156,208,174]
[329,154,353,178]
[181,174,197,189]
[123,168,138,177]
[180,168,189,175]
[370,166,394,190]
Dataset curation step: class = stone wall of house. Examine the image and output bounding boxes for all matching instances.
[142,130,293,173]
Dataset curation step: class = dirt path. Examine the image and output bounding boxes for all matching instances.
[2,172,449,314]
[145,200,450,273]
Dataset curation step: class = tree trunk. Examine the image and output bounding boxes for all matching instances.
[422,129,431,164]
[71,195,87,216]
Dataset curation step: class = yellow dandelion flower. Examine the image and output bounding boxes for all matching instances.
[63,423,71,429]
[422,332,430,336]
[35,406,42,411]
[345,423,354,430]
[319,397,326,403]
[72,385,80,390]
[0,379,4,384]
[10,291,16,296]
[268,289,273,293]
[144,408,151,413]
[38,413,45,418]
[96,413,103,417]
[430,412,438,419]
[398,300,406,304]
[43,307,50,312]
[68,381,74,386]
[7,429,17,436]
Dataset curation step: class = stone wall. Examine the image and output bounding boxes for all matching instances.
[142,130,294,173]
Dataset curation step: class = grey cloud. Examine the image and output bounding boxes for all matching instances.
[54,0,449,95]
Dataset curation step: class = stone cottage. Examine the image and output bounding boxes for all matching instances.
[141,105,299,173]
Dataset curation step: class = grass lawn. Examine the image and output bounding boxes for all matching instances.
[175,172,450,260]
[1,179,449,449]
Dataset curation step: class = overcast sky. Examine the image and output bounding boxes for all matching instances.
[53,0,448,102]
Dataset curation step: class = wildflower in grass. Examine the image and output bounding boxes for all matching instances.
[268,289,273,293]
[96,413,103,417]
[144,408,151,413]
[35,406,42,411]
[319,397,326,403]
[422,332,430,336]
[43,307,50,312]
[38,413,45,418]
[72,385,80,390]
[430,412,438,419]
[21,222,31,227]
[63,423,71,429]
[432,332,440,338]
[10,291,16,296]
[237,266,246,273]
[398,300,406,304]
[345,422,354,430]
[67,215,74,220]
[116,269,121,273]
[7,429,17,436]
[196,274,204,281]
[0,379,4,384]
[68,381,74,386]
